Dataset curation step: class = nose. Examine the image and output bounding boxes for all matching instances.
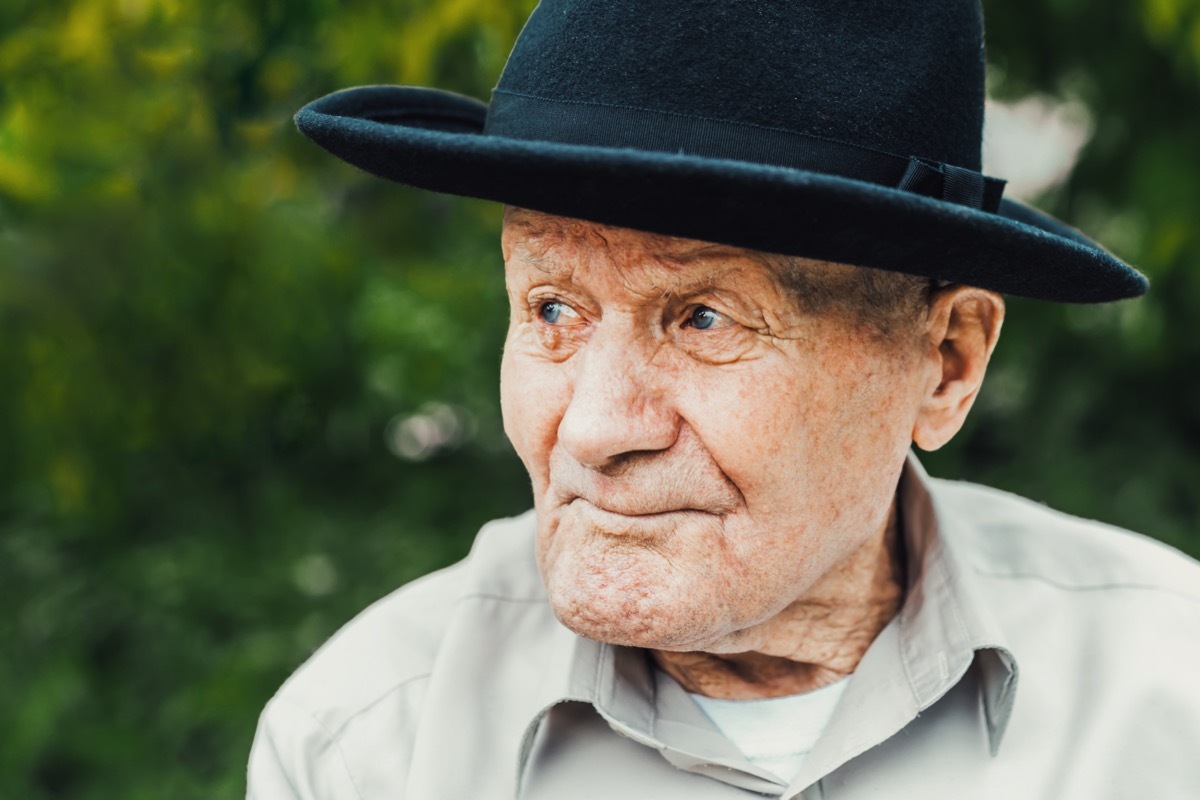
[557,326,680,469]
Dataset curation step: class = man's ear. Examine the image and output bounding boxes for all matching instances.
[911,286,1005,451]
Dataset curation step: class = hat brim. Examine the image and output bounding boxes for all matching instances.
[295,86,1148,303]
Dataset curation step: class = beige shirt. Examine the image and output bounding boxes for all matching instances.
[247,458,1200,799]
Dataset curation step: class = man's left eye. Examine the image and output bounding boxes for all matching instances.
[684,306,736,331]
[538,300,583,326]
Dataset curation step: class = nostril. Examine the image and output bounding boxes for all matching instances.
[557,387,679,468]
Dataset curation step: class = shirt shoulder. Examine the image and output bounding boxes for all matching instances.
[928,477,1200,603]
[275,510,540,720]
[925,480,1200,790]
[248,510,542,799]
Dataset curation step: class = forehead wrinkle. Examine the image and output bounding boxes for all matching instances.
[506,215,618,282]
[504,209,787,297]
[654,241,750,264]
[507,206,735,261]
[519,249,569,278]
[508,226,581,280]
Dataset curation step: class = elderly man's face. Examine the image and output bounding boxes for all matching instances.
[500,209,931,654]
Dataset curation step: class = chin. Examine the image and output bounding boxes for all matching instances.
[553,605,710,651]
[542,563,732,652]
[534,505,764,651]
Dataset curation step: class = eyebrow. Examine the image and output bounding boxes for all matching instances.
[630,261,769,304]
[517,248,569,277]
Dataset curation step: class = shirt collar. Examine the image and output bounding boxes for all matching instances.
[517,632,784,794]
[516,452,1020,788]
[896,454,1019,755]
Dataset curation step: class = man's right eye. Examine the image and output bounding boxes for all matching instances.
[538,301,583,326]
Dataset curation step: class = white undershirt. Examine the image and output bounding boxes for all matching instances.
[690,678,850,784]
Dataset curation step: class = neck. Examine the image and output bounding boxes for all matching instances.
[652,502,906,699]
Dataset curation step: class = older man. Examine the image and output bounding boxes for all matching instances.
[249,1,1200,798]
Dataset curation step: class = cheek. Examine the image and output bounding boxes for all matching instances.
[500,340,570,490]
[672,359,815,484]
[675,344,917,538]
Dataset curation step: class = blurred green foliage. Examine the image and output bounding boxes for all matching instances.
[0,0,1196,797]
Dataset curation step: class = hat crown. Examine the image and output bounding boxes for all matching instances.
[494,0,986,170]
[295,0,1146,302]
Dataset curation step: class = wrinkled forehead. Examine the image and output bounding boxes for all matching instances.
[501,206,786,283]
[503,207,885,295]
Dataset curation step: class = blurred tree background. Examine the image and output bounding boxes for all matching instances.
[0,0,1196,796]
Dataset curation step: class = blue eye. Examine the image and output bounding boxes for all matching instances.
[686,306,733,330]
[539,301,581,326]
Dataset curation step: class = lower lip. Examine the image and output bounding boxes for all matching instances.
[573,500,707,538]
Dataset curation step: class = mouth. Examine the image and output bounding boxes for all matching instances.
[578,496,686,515]
[568,497,715,540]
[571,495,704,517]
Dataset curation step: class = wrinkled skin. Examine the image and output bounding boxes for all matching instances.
[499,208,1003,697]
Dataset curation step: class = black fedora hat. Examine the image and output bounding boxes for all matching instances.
[296,0,1147,303]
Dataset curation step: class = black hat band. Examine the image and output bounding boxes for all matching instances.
[485,89,1006,213]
